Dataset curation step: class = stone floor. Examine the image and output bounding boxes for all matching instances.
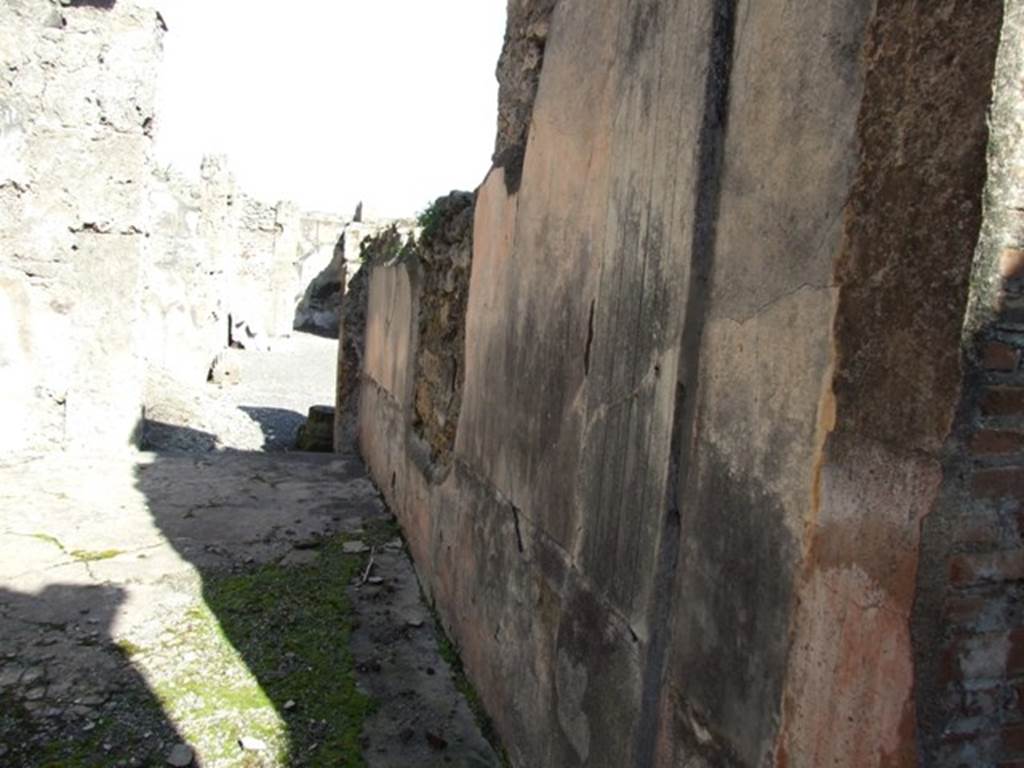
[143,332,341,454]
[0,337,502,767]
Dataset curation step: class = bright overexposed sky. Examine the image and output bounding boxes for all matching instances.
[154,1,507,219]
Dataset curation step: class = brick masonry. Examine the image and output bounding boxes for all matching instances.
[934,255,1024,765]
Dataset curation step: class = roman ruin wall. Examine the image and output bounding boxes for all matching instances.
[0,0,359,458]
[352,1,1024,765]
[0,0,164,456]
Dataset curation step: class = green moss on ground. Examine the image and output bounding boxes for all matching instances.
[2,534,375,767]
[152,535,374,767]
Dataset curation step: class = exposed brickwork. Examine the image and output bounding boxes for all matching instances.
[934,234,1024,765]
[981,386,1024,417]
[985,342,1023,372]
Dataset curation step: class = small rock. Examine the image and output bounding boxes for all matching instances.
[280,550,319,568]
[367,576,384,585]
[238,736,268,752]
[406,619,425,629]
[0,665,23,688]
[384,538,403,550]
[166,743,194,767]
[21,667,44,685]
[284,699,296,710]
[25,685,46,701]
[83,722,96,732]
[343,541,370,555]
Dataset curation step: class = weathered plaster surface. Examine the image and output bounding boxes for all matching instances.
[354,0,1012,765]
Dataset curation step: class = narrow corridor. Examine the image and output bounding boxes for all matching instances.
[0,335,501,767]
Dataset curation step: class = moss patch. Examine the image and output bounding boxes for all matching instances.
[28,532,65,551]
[148,534,373,766]
[2,534,375,767]
[70,549,122,562]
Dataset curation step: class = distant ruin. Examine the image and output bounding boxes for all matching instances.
[0,0,393,456]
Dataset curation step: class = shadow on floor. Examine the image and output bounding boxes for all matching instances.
[238,405,306,451]
[133,426,388,766]
[0,584,185,767]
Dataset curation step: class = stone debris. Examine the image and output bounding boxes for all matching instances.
[238,736,268,752]
[166,743,194,767]
[343,541,371,555]
[295,405,335,452]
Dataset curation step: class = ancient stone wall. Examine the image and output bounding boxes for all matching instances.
[912,4,1024,765]
[295,220,392,338]
[0,0,164,456]
[143,166,224,385]
[335,224,417,452]
[354,1,1020,765]
[0,1,345,457]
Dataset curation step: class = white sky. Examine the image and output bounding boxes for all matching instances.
[154,1,508,219]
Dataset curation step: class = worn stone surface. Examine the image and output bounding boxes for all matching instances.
[0,427,499,766]
[355,1,1018,766]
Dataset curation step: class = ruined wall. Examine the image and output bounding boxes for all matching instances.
[335,224,417,452]
[0,0,345,458]
[296,220,392,338]
[355,0,1019,766]
[410,192,474,468]
[911,4,1024,765]
[143,166,225,385]
[145,154,348,375]
[0,0,164,456]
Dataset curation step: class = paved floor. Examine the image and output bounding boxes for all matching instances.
[143,333,340,454]
[0,337,502,767]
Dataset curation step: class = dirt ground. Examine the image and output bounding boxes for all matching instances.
[0,334,503,767]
